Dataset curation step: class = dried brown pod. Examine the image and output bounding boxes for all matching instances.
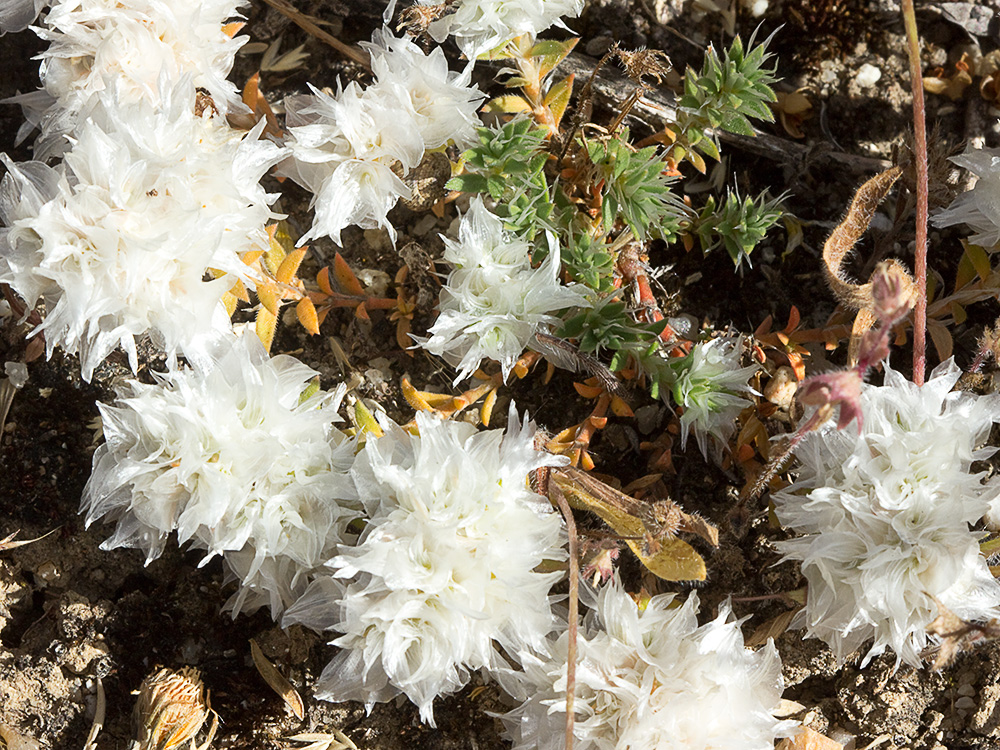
[131,666,217,750]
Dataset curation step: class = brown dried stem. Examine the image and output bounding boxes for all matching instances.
[257,0,371,70]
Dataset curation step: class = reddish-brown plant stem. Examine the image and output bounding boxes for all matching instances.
[901,0,928,385]
[551,484,579,750]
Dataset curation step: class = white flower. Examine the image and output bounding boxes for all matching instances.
[774,360,1000,668]
[284,407,567,725]
[365,29,484,150]
[25,0,246,156]
[418,0,586,58]
[933,145,1000,248]
[0,82,285,381]
[82,334,361,618]
[500,576,794,750]
[0,0,46,33]
[282,81,421,245]
[669,337,757,459]
[417,197,590,383]
[281,28,483,245]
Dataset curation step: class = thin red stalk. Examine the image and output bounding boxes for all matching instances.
[901,0,928,385]
[552,486,579,750]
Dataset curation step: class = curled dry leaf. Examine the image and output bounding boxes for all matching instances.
[251,639,305,720]
[552,466,718,581]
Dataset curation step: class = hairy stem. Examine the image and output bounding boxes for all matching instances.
[901,0,928,385]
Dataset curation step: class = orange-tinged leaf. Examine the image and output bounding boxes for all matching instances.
[543,74,574,129]
[482,95,532,115]
[354,302,370,321]
[222,291,238,318]
[296,297,320,335]
[573,382,603,398]
[402,377,434,411]
[481,387,498,426]
[396,318,414,353]
[785,306,801,331]
[317,266,334,296]
[610,396,633,418]
[276,247,307,285]
[222,21,245,38]
[255,308,277,352]
[333,253,365,296]
[579,451,595,471]
[257,284,281,316]
[242,248,265,266]
[233,279,251,303]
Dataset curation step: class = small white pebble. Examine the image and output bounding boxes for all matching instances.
[856,63,882,88]
[4,362,28,389]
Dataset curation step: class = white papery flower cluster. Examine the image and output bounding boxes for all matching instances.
[934,145,1000,249]
[411,0,586,58]
[281,29,483,245]
[417,197,590,383]
[669,337,757,459]
[774,360,1000,668]
[500,576,793,750]
[15,0,247,158]
[1,0,283,381]
[1,84,283,381]
[82,334,361,618]
[284,408,567,725]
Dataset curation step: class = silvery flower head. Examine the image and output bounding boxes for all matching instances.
[418,0,586,58]
[82,333,361,618]
[26,0,246,156]
[0,81,284,381]
[365,29,484,150]
[774,360,1000,668]
[284,406,567,725]
[933,145,1000,248]
[669,337,757,459]
[417,197,590,383]
[282,80,422,245]
[500,575,795,750]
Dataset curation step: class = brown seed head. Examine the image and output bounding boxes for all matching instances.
[132,666,213,750]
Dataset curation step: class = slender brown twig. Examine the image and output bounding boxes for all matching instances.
[257,0,371,70]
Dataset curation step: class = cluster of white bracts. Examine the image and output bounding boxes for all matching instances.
[934,144,1000,249]
[500,576,794,750]
[281,30,483,245]
[83,334,361,617]
[417,197,590,383]
[774,361,1000,668]
[0,0,283,381]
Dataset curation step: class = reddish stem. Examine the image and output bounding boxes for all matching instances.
[901,0,928,385]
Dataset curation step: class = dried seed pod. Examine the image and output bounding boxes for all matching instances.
[131,666,216,750]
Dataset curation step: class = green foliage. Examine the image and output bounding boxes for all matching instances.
[585,129,686,242]
[675,34,779,163]
[561,231,617,293]
[692,190,784,267]
[446,119,556,240]
[559,297,667,364]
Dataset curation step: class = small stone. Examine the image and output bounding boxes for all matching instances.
[956,696,976,710]
[856,63,882,88]
[958,684,976,697]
